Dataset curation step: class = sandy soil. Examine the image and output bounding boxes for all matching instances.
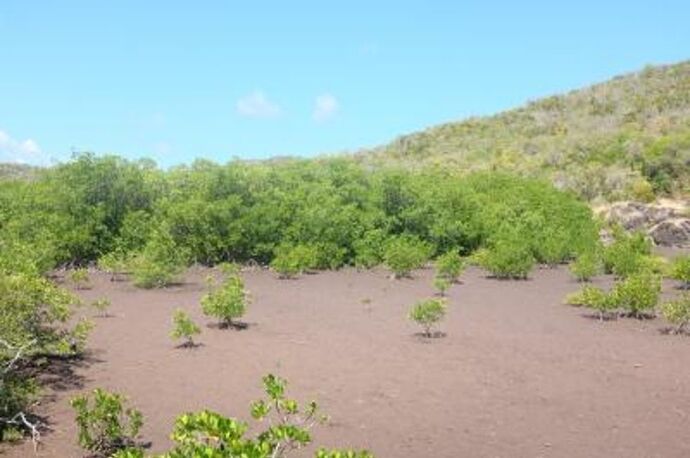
[3,265,690,458]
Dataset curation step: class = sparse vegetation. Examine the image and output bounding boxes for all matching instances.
[170,309,201,347]
[433,275,451,296]
[368,61,690,201]
[91,297,111,318]
[69,267,90,290]
[661,294,690,334]
[106,374,373,458]
[409,298,447,337]
[565,285,616,320]
[201,274,249,328]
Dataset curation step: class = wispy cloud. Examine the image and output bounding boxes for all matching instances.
[236,90,282,118]
[0,129,46,164]
[313,93,339,122]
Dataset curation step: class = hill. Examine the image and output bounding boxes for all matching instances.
[361,61,690,201]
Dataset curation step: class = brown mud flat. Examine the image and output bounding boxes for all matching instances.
[4,266,690,458]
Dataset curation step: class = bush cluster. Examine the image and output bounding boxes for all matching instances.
[0,154,598,279]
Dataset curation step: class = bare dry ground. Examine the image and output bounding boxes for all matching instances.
[4,264,690,458]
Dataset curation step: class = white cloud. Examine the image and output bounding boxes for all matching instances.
[236,90,282,118]
[312,93,339,122]
[0,129,46,164]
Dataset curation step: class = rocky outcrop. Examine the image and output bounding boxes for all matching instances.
[648,219,690,246]
[598,200,690,247]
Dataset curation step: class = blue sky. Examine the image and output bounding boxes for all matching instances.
[1,1,689,167]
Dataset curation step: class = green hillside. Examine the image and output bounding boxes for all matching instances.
[362,61,690,201]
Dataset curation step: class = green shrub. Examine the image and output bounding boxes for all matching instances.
[564,285,616,320]
[69,267,90,290]
[91,297,111,318]
[271,244,318,279]
[610,273,661,318]
[435,250,465,282]
[478,239,534,279]
[409,298,447,337]
[353,229,386,269]
[201,275,248,328]
[71,388,143,457]
[671,255,690,288]
[98,251,130,281]
[171,309,201,347]
[602,230,652,278]
[433,276,451,296]
[661,294,690,334]
[629,178,656,203]
[569,251,600,282]
[126,374,374,458]
[130,230,187,289]
[383,236,431,279]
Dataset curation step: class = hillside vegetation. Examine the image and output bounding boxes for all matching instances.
[363,61,690,201]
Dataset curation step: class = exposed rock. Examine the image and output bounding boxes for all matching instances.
[597,200,690,247]
[648,218,690,246]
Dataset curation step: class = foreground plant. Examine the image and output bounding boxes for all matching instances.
[661,294,690,334]
[110,374,373,458]
[1,272,88,444]
[71,388,143,457]
[170,309,201,348]
[409,298,447,337]
[201,274,249,329]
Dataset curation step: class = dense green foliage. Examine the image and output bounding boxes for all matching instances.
[0,154,598,276]
[271,244,319,278]
[366,61,690,200]
[602,229,653,278]
[409,298,447,337]
[383,236,432,278]
[71,388,143,457]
